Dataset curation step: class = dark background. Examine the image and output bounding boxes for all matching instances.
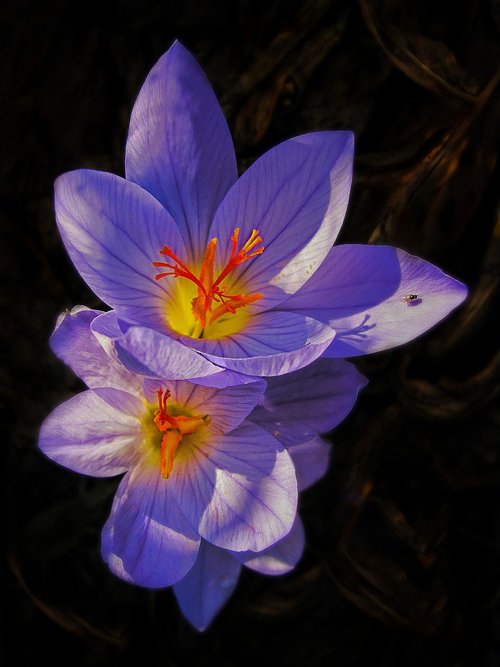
[3,1,499,665]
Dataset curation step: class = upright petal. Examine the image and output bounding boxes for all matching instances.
[173,541,241,631]
[282,244,468,356]
[54,169,186,331]
[193,312,336,377]
[234,516,305,575]
[39,389,144,477]
[171,423,297,552]
[209,131,354,310]
[50,306,142,394]
[102,461,200,588]
[125,41,237,258]
[249,358,367,446]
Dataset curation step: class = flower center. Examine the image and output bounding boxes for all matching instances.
[153,388,210,479]
[153,228,264,339]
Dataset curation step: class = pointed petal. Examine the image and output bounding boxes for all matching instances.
[102,462,200,588]
[209,131,353,309]
[189,312,336,377]
[235,516,305,575]
[125,41,237,258]
[289,437,331,491]
[281,244,468,356]
[39,389,144,477]
[143,379,266,435]
[90,317,223,380]
[249,358,367,446]
[171,423,297,552]
[173,541,241,631]
[54,169,186,330]
[50,306,143,394]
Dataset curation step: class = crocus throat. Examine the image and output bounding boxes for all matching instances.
[153,228,264,339]
[153,388,209,479]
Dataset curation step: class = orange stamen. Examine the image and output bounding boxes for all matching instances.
[160,430,182,479]
[153,246,208,296]
[212,228,264,290]
[208,292,263,325]
[153,387,209,479]
[153,228,264,332]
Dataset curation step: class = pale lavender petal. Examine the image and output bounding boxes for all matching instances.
[282,244,468,356]
[142,379,266,435]
[234,516,304,575]
[185,311,334,356]
[249,358,367,447]
[92,387,145,416]
[89,310,129,365]
[89,309,123,344]
[39,389,144,477]
[90,318,223,380]
[50,306,143,394]
[102,462,200,588]
[289,437,331,491]
[173,541,241,631]
[189,369,263,389]
[171,423,297,552]
[193,312,336,377]
[125,41,237,259]
[209,131,353,310]
[54,169,186,330]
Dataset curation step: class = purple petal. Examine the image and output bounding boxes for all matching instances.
[249,358,367,447]
[189,369,263,389]
[282,244,468,356]
[171,423,297,552]
[234,516,304,575]
[50,306,143,394]
[102,462,201,588]
[54,169,186,331]
[125,41,237,259]
[209,131,353,310]
[90,317,223,380]
[193,312,336,377]
[142,379,266,435]
[289,437,331,491]
[173,541,241,631]
[39,389,144,477]
[89,309,124,344]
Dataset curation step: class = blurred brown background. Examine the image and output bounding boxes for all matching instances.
[2,1,499,665]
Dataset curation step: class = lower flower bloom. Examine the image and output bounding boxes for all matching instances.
[39,307,367,630]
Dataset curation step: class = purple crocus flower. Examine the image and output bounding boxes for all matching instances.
[39,307,367,630]
[53,41,467,382]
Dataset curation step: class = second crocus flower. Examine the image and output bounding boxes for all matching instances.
[39,307,367,629]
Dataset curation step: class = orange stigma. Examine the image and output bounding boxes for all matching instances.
[153,388,209,479]
[153,227,264,333]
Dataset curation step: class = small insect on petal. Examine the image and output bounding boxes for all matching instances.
[401,293,422,306]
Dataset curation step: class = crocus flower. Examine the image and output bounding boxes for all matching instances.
[39,307,367,630]
[53,40,467,382]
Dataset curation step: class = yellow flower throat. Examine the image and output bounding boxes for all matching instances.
[153,228,264,339]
